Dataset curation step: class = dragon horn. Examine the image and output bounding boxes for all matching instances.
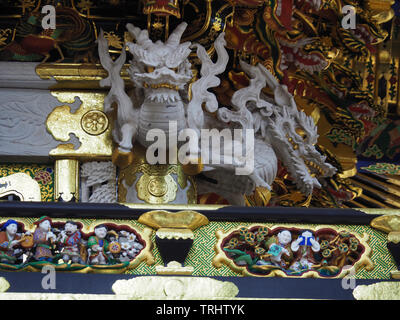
[239,60,254,74]
[97,28,107,44]
[126,23,152,46]
[126,23,140,39]
[257,63,279,90]
[167,22,188,46]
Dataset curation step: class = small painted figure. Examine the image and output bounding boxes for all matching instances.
[290,230,321,272]
[33,216,57,262]
[59,221,83,264]
[268,230,293,267]
[257,230,293,268]
[0,220,24,264]
[87,224,109,265]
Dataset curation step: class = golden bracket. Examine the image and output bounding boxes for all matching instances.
[46,91,113,160]
[46,91,114,201]
[138,210,209,275]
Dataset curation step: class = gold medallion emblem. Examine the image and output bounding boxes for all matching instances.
[81,110,109,136]
[137,174,178,204]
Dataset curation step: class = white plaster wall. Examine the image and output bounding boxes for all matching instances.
[0,62,79,162]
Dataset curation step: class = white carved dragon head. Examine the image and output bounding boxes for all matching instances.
[126,22,193,102]
[215,61,336,197]
[268,105,337,195]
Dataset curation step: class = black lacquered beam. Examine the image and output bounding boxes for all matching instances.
[0,201,383,225]
[204,205,381,225]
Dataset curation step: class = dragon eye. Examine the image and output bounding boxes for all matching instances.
[295,128,307,140]
[146,66,155,73]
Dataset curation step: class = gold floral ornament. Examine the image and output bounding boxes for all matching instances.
[212,19,222,32]
[0,29,12,47]
[81,110,109,136]
[152,22,164,30]
[76,0,94,13]
[103,31,123,50]
[19,0,36,14]
[361,163,400,175]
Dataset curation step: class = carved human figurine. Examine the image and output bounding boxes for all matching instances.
[290,230,321,271]
[87,224,109,265]
[256,230,293,267]
[268,230,293,268]
[33,216,56,262]
[0,220,24,264]
[59,221,82,264]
